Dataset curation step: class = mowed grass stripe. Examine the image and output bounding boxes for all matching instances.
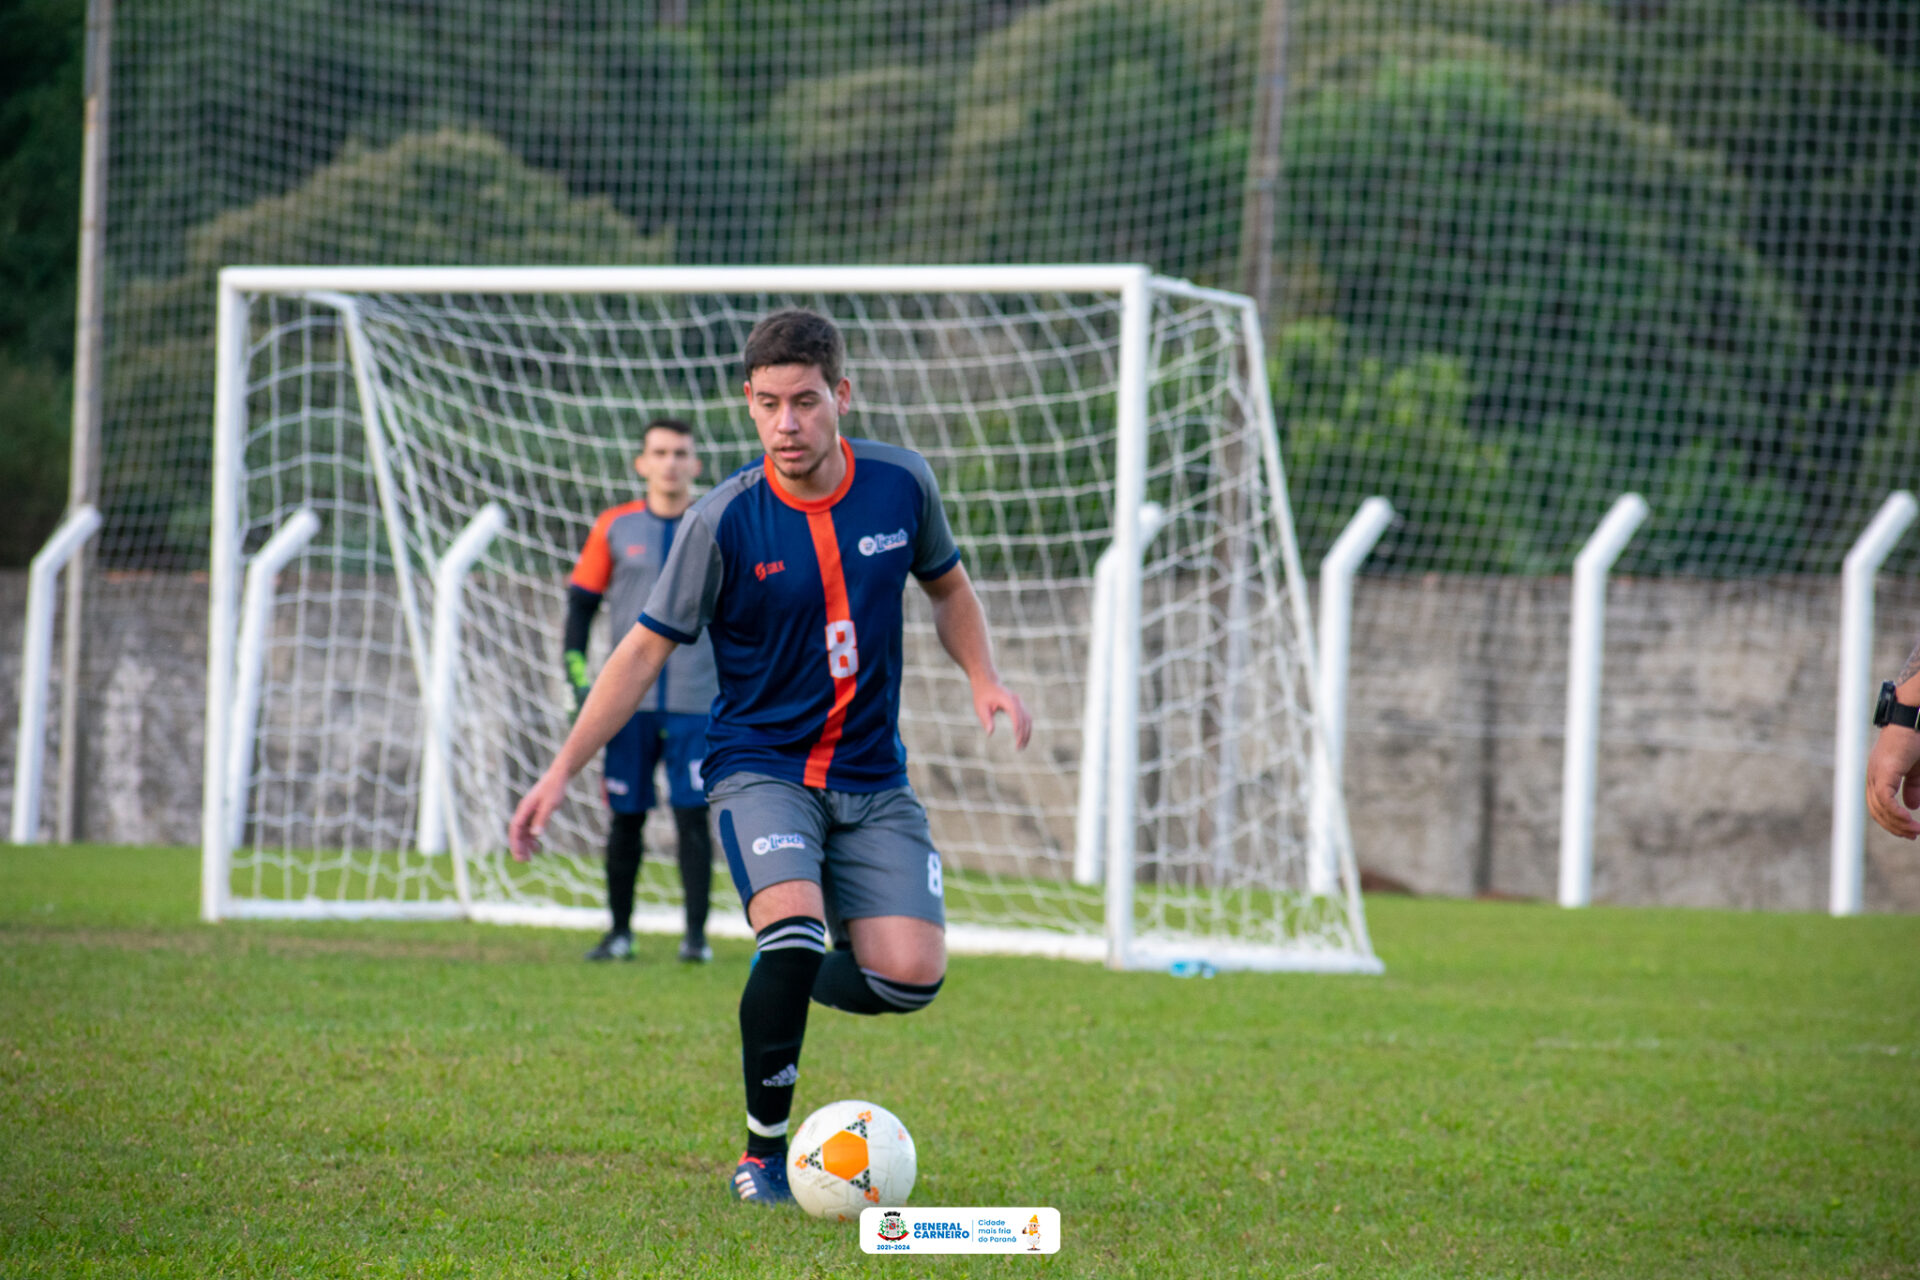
[3,846,1916,1278]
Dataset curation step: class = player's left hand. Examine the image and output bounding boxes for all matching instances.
[972,679,1032,750]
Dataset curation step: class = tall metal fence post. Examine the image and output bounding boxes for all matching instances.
[1558,494,1649,909]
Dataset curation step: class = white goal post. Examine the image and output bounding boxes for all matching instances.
[202,263,1379,974]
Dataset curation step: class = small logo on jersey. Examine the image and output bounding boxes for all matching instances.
[751,833,806,856]
[858,528,909,557]
[927,852,944,897]
[755,560,786,581]
[624,543,645,557]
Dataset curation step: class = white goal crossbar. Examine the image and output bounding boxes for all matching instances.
[202,263,1378,974]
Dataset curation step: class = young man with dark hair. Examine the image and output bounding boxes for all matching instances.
[512,308,1031,1205]
[565,418,719,963]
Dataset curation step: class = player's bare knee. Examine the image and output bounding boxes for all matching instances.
[746,878,826,932]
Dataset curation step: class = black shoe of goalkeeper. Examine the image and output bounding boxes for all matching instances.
[585,931,634,962]
[678,936,713,964]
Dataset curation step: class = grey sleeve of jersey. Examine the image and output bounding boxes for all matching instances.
[908,455,963,581]
[639,504,724,644]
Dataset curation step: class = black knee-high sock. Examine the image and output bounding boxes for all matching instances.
[673,806,712,943]
[741,916,826,1157]
[605,811,644,934]
[812,949,944,1016]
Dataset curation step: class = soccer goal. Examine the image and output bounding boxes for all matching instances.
[201,264,1379,974]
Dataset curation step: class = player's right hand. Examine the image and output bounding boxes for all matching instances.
[508,769,570,862]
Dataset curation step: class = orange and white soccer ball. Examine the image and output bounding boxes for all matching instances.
[788,1099,917,1220]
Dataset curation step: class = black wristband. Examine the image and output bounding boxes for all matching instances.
[1874,681,1920,730]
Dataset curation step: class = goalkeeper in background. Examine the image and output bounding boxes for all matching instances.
[565,419,719,963]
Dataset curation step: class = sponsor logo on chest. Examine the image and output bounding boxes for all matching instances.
[858,528,909,557]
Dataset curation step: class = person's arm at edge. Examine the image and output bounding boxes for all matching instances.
[918,561,1032,749]
[509,624,679,859]
[1865,638,1920,840]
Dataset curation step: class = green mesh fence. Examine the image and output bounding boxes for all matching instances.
[59,1,1920,902]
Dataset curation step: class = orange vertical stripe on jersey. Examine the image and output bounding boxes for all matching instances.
[804,510,858,788]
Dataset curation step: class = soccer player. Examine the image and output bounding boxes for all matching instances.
[510,308,1031,1206]
[565,418,719,964]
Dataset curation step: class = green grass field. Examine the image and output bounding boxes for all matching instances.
[4,846,1916,1278]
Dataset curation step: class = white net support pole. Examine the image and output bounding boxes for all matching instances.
[200,281,250,920]
[1071,501,1167,889]
[1310,497,1395,897]
[1829,490,1919,917]
[9,504,101,846]
[312,290,436,705]
[224,508,321,848]
[1232,286,1377,965]
[1102,270,1153,970]
[417,501,507,914]
[1558,493,1649,909]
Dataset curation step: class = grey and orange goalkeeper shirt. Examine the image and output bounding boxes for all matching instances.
[569,500,719,716]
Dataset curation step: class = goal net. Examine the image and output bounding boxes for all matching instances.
[203,264,1377,974]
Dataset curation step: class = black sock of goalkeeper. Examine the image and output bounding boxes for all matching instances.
[605,811,644,933]
[741,915,826,1158]
[673,806,712,943]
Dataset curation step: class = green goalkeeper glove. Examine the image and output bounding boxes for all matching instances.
[564,649,592,721]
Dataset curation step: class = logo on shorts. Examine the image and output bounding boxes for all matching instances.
[858,528,909,557]
[927,852,943,897]
[605,777,629,797]
[751,833,806,856]
[755,560,786,581]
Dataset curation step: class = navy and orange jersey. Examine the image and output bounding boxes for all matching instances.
[638,436,963,793]
[569,500,719,716]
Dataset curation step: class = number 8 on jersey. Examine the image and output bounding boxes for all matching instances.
[825,619,859,678]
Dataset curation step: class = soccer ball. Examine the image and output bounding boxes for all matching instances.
[788,1099,917,1220]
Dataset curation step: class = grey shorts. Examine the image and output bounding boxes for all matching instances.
[708,771,946,928]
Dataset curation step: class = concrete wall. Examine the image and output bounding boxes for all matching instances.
[1340,575,1920,912]
[4,569,1916,912]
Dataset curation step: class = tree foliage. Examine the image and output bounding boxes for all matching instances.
[1,0,1917,570]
